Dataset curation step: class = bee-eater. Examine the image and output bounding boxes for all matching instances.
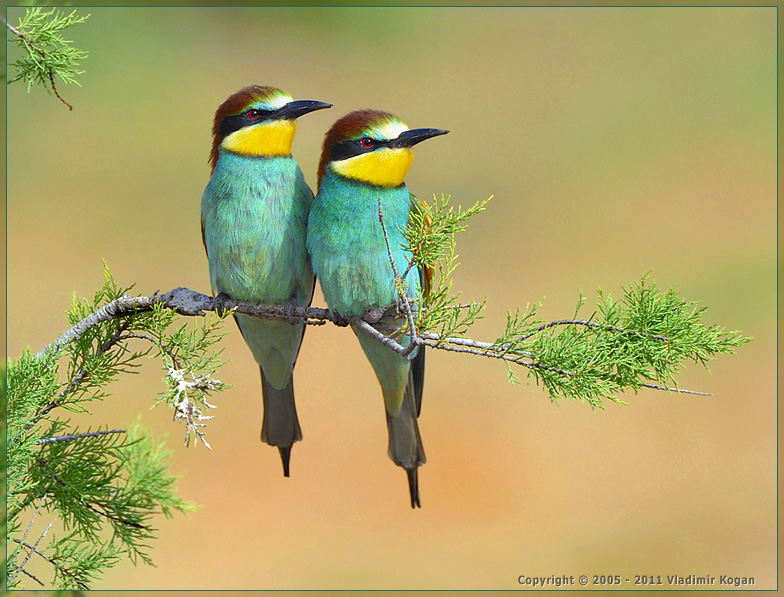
[201,85,331,476]
[306,110,448,507]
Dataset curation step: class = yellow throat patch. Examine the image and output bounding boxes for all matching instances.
[331,147,414,187]
[221,119,297,158]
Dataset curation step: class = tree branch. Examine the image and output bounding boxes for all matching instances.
[1,14,21,36]
[35,288,338,359]
[37,429,127,445]
[519,318,671,342]
[33,286,713,397]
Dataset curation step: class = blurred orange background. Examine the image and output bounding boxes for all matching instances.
[6,6,776,591]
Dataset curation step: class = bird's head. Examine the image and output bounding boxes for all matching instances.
[317,110,448,188]
[210,85,331,170]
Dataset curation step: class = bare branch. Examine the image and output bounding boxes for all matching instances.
[418,335,575,377]
[31,286,710,396]
[1,14,21,36]
[636,383,710,396]
[19,567,45,587]
[8,522,54,586]
[519,318,670,342]
[350,316,409,355]
[37,429,126,445]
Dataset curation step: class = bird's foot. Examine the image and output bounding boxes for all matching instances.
[283,298,299,325]
[213,292,233,317]
[333,311,350,327]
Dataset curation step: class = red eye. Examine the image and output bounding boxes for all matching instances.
[247,109,260,119]
[360,137,373,147]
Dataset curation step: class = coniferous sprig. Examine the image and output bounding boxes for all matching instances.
[491,276,751,407]
[6,265,227,590]
[385,194,749,406]
[4,7,90,109]
[404,193,491,273]
[403,194,491,339]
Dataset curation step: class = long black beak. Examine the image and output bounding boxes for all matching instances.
[390,127,449,148]
[276,99,332,120]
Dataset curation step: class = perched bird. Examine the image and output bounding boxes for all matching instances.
[307,110,448,507]
[201,85,331,476]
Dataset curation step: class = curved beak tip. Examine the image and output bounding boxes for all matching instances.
[394,127,450,148]
[280,99,333,120]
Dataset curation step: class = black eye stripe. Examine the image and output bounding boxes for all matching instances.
[329,137,390,162]
[218,108,276,137]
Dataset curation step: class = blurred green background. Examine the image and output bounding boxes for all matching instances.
[6,6,776,591]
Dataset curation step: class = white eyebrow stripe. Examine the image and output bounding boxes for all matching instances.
[264,93,292,110]
[372,120,409,140]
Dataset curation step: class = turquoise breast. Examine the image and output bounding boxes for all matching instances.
[307,172,418,317]
[201,149,313,306]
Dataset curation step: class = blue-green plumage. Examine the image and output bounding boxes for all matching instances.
[307,174,418,318]
[307,109,447,508]
[203,150,313,310]
[202,150,314,475]
[308,171,425,506]
[201,86,330,477]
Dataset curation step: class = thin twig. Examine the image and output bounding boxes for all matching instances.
[13,500,45,564]
[9,536,89,590]
[377,198,419,352]
[37,429,126,445]
[638,383,710,396]
[8,521,54,586]
[519,318,670,342]
[46,69,73,110]
[418,336,575,376]
[420,332,533,357]
[24,322,132,437]
[117,331,182,369]
[1,14,20,35]
[85,501,146,529]
[350,316,411,355]
[19,568,45,587]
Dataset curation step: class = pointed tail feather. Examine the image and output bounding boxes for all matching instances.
[410,346,425,416]
[386,381,425,508]
[407,468,421,508]
[260,368,302,477]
